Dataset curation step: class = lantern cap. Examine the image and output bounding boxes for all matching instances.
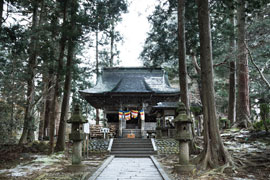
[176,102,186,114]
[174,102,192,124]
[67,104,88,124]
[174,114,192,123]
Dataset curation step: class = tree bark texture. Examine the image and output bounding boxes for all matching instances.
[260,103,269,133]
[197,0,231,169]
[227,7,236,127]
[110,19,115,67]
[19,1,39,144]
[38,76,48,140]
[96,109,100,125]
[43,75,54,139]
[0,0,3,27]
[95,8,100,125]
[55,0,68,152]
[178,0,190,115]
[228,60,236,127]
[236,0,250,128]
[96,28,99,76]
[55,0,76,151]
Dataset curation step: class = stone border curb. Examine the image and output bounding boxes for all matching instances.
[107,138,114,152]
[88,155,115,180]
[150,155,171,180]
[151,138,157,151]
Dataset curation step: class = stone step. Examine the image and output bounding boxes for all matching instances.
[113,141,151,144]
[113,138,150,143]
[111,150,156,155]
[111,148,154,151]
[112,154,152,157]
[110,138,155,157]
[112,144,153,148]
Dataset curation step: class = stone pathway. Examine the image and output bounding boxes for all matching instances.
[96,157,163,180]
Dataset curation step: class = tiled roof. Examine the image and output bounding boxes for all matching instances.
[79,67,180,96]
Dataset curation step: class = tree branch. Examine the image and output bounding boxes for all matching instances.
[245,42,270,89]
[191,53,201,74]
[213,57,229,67]
[191,52,229,74]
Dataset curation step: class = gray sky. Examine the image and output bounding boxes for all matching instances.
[117,0,157,67]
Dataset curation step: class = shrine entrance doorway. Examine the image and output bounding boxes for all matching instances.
[126,117,140,129]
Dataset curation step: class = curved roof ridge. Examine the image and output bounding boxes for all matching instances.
[111,79,123,92]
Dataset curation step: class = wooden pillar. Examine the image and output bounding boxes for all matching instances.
[141,103,146,138]
[122,112,126,130]
[119,104,123,137]
[119,116,123,137]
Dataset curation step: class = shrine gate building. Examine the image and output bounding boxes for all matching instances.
[79,67,180,138]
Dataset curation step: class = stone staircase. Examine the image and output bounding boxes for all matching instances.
[110,138,156,157]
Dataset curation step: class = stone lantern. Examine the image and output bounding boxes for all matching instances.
[155,116,162,139]
[173,102,195,173]
[67,104,88,165]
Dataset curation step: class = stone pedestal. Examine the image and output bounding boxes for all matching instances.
[179,142,189,164]
[174,142,195,173]
[174,164,195,173]
[72,141,82,164]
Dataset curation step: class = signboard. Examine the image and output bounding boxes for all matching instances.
[100,128,110,139]
[100,128,110,133]
[83,123,90,134]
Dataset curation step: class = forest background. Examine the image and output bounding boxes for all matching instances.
[0,0,269,171]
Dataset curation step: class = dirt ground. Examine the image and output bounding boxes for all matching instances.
[0,130,269,180]
[0,143,107,180]
[157,129,270,180]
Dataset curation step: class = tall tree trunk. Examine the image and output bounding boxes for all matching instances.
[55,0,68,152]
[0,0,3,28]
[9,55,16,135]
[55,100,61,135]
[197,0,232,169]
[55,0,76,151]
[236,0,250,128]
[227,4,236,127]
[19,1,39,144]
[43,75,54,139]
[96,30,99,75]
[178,0,190,115]
[48,14,59,153]
[228,60,236,127]
[38,76,48,140]
[178,0,199,154]
[260,103,269,133]
[54,36,73,152]
[96,109,100,125]
[110,19,115,67]
[95,19,100,125]
[37,0,46,140]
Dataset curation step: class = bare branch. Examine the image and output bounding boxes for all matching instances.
[191,53,201,74]
[213,57,229,67]
[245,42,270,89]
